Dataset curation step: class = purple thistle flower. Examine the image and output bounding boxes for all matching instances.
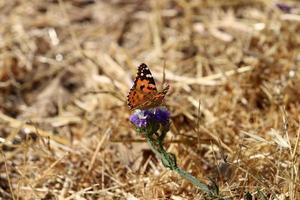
[130,107,170,129]
[153,107,170,126]
[130,110,154,128]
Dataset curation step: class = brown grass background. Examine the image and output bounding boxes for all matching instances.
[0,0,300,199]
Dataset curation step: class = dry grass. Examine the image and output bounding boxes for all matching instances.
[0,0,300,199]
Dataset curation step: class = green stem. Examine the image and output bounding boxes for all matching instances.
[174,166,211,194]
[145,132,212,195]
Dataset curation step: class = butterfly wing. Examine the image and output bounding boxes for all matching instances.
[134,63,157,93]
[127,63,169,110]
[127,63,157,109]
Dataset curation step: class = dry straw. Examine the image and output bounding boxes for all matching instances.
[0,0,300,199]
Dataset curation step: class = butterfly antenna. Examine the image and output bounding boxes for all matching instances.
[162,61,167,90]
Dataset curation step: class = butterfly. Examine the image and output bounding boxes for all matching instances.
[127,63,169,110]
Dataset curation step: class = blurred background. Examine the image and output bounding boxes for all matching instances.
[0,0,300,199]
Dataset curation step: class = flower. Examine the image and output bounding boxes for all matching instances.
[129,107,170,130]
[153,107,170,126]
[129,110,154,128]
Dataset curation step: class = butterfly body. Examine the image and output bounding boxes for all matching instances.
[127,63,169,110]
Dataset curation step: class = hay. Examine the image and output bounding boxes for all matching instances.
[0,0,299,199]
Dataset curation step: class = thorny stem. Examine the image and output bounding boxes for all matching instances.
[144,131,212,195]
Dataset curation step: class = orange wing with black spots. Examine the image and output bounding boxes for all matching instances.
[127,63,169,110]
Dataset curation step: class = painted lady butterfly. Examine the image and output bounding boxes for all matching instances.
[127,63,169,110]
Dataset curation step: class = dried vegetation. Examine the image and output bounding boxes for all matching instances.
[0,0,300,199]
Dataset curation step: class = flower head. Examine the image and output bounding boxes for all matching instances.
[129,109,154,128]
[130,107,170,132]
[153,107,170,126]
